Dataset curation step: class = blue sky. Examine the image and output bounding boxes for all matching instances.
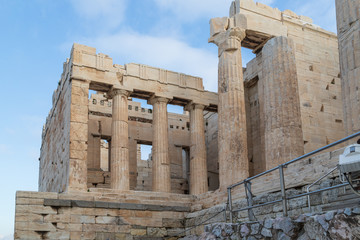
[0,0,336,238]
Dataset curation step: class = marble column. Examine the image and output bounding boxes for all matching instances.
[210,27,249,189]
[148,96,171,192]
[262,36,304,169]
[186,103,208,195]
[110,89,130,190]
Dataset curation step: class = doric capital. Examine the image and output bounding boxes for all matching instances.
[209,27,246,53]
[184,102,205,112]
[107,88,131,99]
[147,95,170,105]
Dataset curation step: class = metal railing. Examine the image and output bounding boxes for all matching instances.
[226,131,360,223]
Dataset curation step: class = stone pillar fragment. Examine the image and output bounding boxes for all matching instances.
[110,89,130,191]
[209,26,249,189]
[336,0,360,135]
[148,96,171,192]
[186,103,208,195]
[262,36,304,169]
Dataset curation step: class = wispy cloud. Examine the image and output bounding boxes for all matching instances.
[153,0,233,21]
[69,0,128,30]
[295,0,336,32]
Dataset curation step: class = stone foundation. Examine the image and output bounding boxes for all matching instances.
[14,190,194,240]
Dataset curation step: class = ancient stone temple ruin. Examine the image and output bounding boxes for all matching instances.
[14,0,360,239]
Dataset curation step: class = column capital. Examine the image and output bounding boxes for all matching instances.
[107,88,131,99]
[184,102,206,112]
[147,95,171,105]
[209,27,246,53]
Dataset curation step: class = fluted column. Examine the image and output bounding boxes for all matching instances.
[109,89,130,190]
[262,36,304,169]
[186,103,208,195]
[209,27,249,189]
[148,96,171,192]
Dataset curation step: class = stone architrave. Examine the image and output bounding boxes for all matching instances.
[148,96,171,193]
[209,25,249,189]
[262,36,304,169]
[109,89,131,190]
[186,103,208,195]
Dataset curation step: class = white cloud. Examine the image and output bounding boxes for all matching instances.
[297,0,336,32]
[153,0,233,22]
[69,0,128,29]
[281,0,336,33]
[80,31,219,91]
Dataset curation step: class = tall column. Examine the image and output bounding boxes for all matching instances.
[148,96,171,192]
[336,0,360,135]
[262,36,304,169]
[209,26,249,189]
[186,103,208,195]
[110,89,130,191]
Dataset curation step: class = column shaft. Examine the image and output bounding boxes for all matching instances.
[110,90,130,190]
[188,104,208,195]
[336,0,360,135]
[150,97,171,192]
[211,28,249,189]
[262,36,304,169]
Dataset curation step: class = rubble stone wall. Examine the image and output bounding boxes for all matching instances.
[198,208,360,240]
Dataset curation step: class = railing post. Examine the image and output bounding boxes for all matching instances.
[245,181,255,221]
[228,188,233,223]
[279,165,288,216]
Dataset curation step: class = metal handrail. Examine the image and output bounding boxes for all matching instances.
[306,166,338,212]
[227,131,360,223]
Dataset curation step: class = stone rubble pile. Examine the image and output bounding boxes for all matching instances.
[181,207,360,240]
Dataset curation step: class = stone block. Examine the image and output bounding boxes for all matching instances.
[14,230,43,240]
[16,191,58,199]
[96,216,118,224]
[16,205,58,215]
[70,215,95,224]
[16,197,44,205]
[131,228,147,236]
[44,199,71,207]
[15,221,57,232]
[147,227,167,237]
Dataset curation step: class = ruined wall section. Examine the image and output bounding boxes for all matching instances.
[39,59,72,193]
[237,0,344,156]
[282,14,344,153]
[336,0,360,135]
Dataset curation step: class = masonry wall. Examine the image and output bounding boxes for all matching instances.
[38,60,72,193]
[14,190,193,239]
[336,0,360,135]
